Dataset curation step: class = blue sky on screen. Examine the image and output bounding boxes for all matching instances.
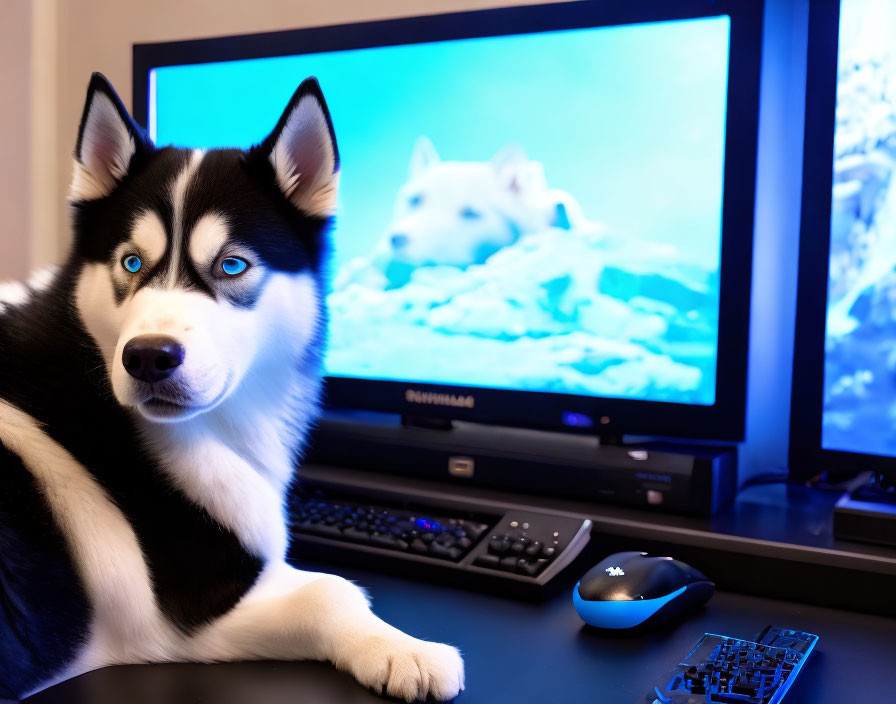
[152,17,729,272]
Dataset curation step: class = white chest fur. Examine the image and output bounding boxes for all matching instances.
[136,366,319,563]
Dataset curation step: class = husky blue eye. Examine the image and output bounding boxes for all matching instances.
[408,193,423,209]
[221,257,248,276]
[460,207,482,220]
[122,255,142,273]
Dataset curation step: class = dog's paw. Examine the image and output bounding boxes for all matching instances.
[343,634,464,702]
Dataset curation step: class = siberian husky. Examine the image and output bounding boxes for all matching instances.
[380,136,595,270]
[0,74,463,701]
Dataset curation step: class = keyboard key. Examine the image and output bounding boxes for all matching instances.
[473,554,500,569]
[489,537,511,554]
[499,556,518,571]
[409,538,429,554]
[429,542,463,561]
[370,533,398,548]
[342,527,370,542]
[435,533,456,547]
[525,541,544,557]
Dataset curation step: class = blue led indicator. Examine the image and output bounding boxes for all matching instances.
[562,411,595,428]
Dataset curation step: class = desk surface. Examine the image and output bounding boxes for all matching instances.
[25,560,896,704]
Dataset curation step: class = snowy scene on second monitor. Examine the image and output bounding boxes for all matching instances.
[822,0,896,456]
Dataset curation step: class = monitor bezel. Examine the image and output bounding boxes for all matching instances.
[789,0,896,480]
[133,0,763,441]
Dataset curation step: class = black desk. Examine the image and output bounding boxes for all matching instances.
[25,559,896,704]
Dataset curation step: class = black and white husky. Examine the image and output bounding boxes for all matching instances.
[0,74,463,702]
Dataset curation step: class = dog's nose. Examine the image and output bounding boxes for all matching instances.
[122,335,185,383]
[390,233,409,249]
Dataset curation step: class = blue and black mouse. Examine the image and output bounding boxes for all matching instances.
[573,551,714,631]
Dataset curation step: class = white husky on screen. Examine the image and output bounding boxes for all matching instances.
[380,136,596,270]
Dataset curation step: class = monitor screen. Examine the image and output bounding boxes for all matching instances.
[149,16,731,408]
[821,0,896,458]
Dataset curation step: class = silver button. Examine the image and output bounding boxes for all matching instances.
[448,456,475,478]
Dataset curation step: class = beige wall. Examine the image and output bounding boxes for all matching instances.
[44,0,558,268]
[0,0,32,280]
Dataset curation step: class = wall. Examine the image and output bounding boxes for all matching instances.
[0,0,32,280]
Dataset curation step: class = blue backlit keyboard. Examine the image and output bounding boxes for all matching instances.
[287,487,592,598]
[641,625,818,704]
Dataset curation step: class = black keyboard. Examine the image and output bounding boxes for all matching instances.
[288,488,592,597]
[641,625,818,704]
[291,492,491,561]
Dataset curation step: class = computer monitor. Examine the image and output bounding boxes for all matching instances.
[133,0,762,442]
[791,0,896,481]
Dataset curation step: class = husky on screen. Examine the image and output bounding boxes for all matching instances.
[376,137,596,276]
[0,74,463,702]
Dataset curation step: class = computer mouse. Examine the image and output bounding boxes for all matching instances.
[572,551,714,631]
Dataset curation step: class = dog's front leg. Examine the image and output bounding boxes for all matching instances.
[188,563,464,702]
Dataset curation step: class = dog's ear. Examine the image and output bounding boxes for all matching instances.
[491,144,545,197]
[409,136,439,178]
[70,73,153,202]
[254,78,340,218]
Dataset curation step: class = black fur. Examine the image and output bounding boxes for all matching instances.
[0,442,90,700]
